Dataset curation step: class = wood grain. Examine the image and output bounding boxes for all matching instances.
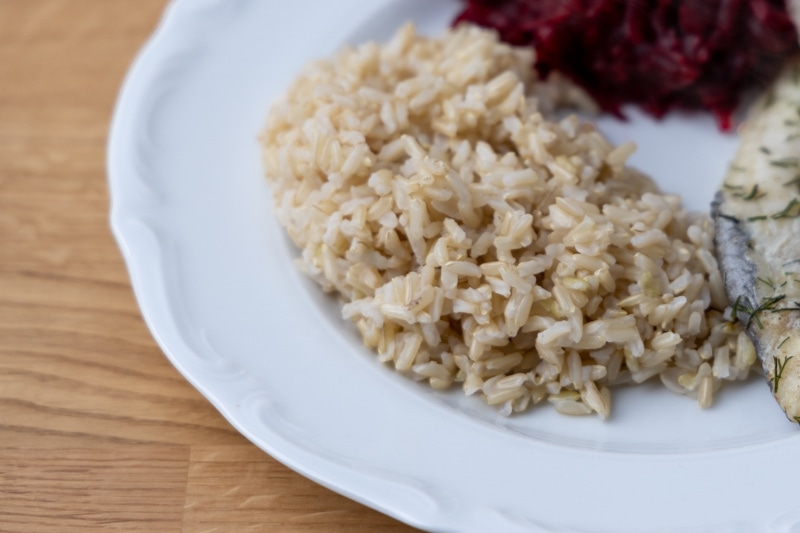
[0,2,418,531]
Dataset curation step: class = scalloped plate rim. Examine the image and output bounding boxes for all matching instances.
[107,1,800,532]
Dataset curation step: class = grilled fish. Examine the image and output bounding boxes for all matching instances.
[712,60,800,424]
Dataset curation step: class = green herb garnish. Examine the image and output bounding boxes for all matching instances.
[770,157,800,168]
[772,198,800,219]
[733,295,787,329]
[757,277,776,290]
[769,157,800,168]
[783,176,800,190]
[771,301,800,313]
[774,355,793,394]
[741,184,766,200]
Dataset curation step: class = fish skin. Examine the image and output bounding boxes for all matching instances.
[712,61,800,424]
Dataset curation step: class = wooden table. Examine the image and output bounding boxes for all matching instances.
[0,2,417,530]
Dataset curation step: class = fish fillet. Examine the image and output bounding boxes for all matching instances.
[712,60,800,424]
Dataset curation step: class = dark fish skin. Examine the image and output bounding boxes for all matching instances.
[711,193,760,330]
[711,193,768,383]
[711,61,800,424]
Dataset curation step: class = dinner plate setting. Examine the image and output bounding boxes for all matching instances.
[108,1,800,531]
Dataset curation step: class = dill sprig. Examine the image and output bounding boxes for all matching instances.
[772,198,800,219]
[732,295,787,329]
[739,184,766,200]
[770,301,800,313]
[784,176,800,190]
[774,355,793,394]
[757,277,776,290]
[770,157,800,168]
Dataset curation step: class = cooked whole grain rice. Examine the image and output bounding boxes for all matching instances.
[260,23,755,418]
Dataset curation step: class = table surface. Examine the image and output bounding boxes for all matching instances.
[0,1,417,531]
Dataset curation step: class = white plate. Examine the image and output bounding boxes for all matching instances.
[108,1,800,531]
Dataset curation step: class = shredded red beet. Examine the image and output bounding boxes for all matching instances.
[454,0,800,129]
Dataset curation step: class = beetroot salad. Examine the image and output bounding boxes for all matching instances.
[454,0,800,129]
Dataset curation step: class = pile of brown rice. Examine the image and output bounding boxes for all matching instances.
[260,23,756,418]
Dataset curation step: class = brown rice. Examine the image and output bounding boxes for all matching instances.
[260,23,756,418]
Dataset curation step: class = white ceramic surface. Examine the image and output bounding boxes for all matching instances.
[108,1,800,531]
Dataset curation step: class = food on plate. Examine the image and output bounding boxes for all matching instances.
[454,0,800,130]
[260,23,754,418]
[712,60,800,423]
